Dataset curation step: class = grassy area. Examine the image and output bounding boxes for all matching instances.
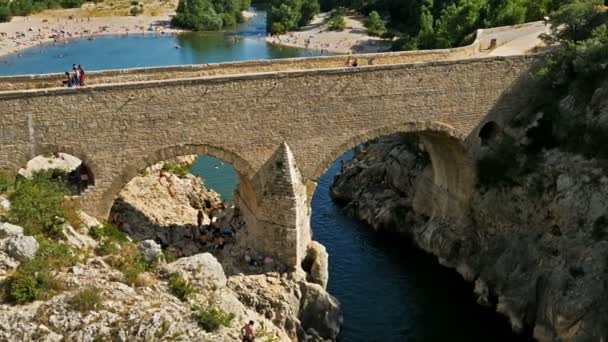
[89,223,155,286]
[2,239,79,304]
[68,287,103,313]
[193,306,235,332]
[168,272,195,301]
[161,161,193,178]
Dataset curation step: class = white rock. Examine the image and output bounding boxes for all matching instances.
[0,222,24,239]
[0,196,10,210]
[304,241,329,290]
[138,239,164,263]
[77,211,102,229]
[163,253,226,289]
[63,224,97,250]
[6,235,39,261]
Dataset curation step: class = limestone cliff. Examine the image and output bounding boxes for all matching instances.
[331,93,608,340]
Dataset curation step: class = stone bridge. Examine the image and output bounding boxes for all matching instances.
[0,24,543,268]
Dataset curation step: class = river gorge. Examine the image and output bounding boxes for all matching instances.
[1,9,531,341]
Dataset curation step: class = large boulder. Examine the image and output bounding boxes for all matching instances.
[298,281,342,341]
[303,241,329,289]
[6,235,39,261]
[0,222,24,239]
[161,253,226,289]
[138,239,164,263]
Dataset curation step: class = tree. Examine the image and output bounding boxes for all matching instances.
[365,10,386,36]
[172,0,251,30]
[0,2,11,22]
[416,5,435,48]
[266,0,320,34]
[433,0,486,48]
[547,0,603,43]
[267,2,301,34]
[494,0,527,26]
[300,0,320,26]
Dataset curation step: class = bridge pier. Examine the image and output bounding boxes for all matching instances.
[234,142,311,270]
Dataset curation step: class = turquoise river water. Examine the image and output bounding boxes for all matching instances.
[0,10,527,341]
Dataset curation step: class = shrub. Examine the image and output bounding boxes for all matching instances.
[168,273,194,301]
[89,223,128,243]
[0,5,10,23]
[3,240,75,304]
[193,307,235,332]
[104,243,151,286]
[328,14,346,31]
[161,161,192,178]
[0,171,14,193]
[129,4,143,16]
[172,0,241,31]
[9,170,71,238]
[68,288,102,313]
[220,12,237,27]
[365,11,386,36]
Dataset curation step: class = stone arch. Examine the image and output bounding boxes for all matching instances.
[311,121,475,221]
[95,143,256,220]
[12,144,99,187]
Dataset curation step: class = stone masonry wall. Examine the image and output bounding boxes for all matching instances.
[0,55,539,266]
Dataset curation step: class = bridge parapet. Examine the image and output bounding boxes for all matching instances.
[0,21,543,92]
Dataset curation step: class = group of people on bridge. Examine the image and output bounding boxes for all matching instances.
[64,64,86,87]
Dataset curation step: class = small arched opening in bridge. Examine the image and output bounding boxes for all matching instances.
[306,122,477,340]
[478,121,502,147]
[102,146,255,263]
[17,152,95,195]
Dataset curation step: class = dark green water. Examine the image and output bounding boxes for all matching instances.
[0,10,524,341]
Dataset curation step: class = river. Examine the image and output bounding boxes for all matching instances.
[1,10,523,341]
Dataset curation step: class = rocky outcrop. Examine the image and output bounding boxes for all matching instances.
[1,156,341,341]
[0,222,37,279]
[109,158,341,341]
[332,135,608,340]
[0,222,23,239]
[302,241,329,289]
[331,135,431,232]
[161,253,227,290]
[5,235,38,261]
[228,272,342,341]
[111,163,222,255]
[0,253,291,342]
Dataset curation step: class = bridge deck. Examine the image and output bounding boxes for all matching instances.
[0,22,546,93]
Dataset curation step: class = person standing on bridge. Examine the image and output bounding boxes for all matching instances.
[78,64,86,86]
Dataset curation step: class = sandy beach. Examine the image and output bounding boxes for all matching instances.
[0,6,257,58]
[266,13,391,54]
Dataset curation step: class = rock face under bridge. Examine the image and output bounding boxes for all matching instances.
[0,37,540,267]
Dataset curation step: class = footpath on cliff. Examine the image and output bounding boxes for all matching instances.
[0,155,341,341]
